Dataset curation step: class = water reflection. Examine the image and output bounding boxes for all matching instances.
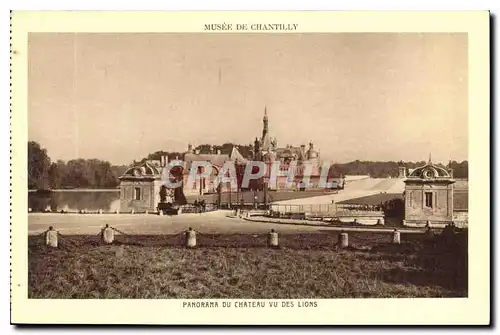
[28,191,120,212]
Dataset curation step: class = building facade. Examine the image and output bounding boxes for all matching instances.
[254,108,342,190]
[119,107,343,212]
[119,146,246,212]
[119,161,164,212]
[402,158,455,227]
[181,144,246,196]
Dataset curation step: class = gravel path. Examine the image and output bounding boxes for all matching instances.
[28,210,424,235]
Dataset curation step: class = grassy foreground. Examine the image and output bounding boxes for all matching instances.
[28,231,467,299]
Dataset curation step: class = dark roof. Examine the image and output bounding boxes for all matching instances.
[230,147,247,163]
[408,162,452,179]
[454,190,468,210]
[276,146,301,155]
[454,179,469,190]
[337,193,404,206]
[119,161,162,180]
[183,153,231,171]
[338,190,469,211]
[275,146,307,160]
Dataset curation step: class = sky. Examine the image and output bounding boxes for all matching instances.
[28,33,468,166]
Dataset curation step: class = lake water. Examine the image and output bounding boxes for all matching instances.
[28,190,120,212]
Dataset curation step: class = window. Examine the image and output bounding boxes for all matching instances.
[425,192,433,208]
[134,187,141,201]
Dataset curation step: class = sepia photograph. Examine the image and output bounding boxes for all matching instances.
[26,32,469,299]
[11,11,490,325]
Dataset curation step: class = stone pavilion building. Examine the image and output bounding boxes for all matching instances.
[402,157,456,227]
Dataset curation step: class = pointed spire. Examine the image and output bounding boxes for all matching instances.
[428,152,432,164]
[262,106,269,138]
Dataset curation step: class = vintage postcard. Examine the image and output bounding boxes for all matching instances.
[10,11,490,325]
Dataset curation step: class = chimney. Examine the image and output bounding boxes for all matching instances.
[448,160,454,178]
[398,166,406,178]
[187,143,193,154]
[160,155,165,167]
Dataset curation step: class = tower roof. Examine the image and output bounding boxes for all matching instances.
[230,146,247,164]
[119,161,162,180]
[261,106,271,151]
[407,161,453,180]
[261,133,272,151]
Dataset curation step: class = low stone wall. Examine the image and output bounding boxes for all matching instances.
[267,208,384,225]
[453,211,469,228]
[404,211,468,229]
[336,210,385,225]
[247,210,269,217]
[270,204,335,215]
[338,216,385,226]
[403,221,447,229]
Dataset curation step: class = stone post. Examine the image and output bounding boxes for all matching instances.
[267,229,279,248]
[393,229,401,244]
[45,227,58,248]
[101,225,114,244]
[339,232,348,248]
[185,228,196,248]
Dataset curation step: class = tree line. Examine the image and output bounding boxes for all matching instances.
[28,141,468,190]
[328,160,468,179]
[28,141,127,190]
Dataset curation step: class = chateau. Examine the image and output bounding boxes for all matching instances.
[253,108,335,190]
[118,108,341,212]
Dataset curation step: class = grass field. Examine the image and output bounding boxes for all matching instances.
[28,231,467,299]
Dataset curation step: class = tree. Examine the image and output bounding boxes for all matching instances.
[58,158,121,189]
[48,162,60,189]
[28,141,51,189]
[28,141,133,189]
[449,160,468,179]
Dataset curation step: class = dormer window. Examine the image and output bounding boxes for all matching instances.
[423,169,434,179]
